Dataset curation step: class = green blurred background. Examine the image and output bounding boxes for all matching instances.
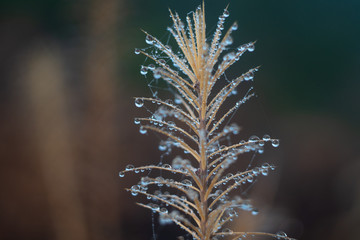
[0,0,359,239]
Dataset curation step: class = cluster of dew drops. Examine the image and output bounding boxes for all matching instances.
[120,6,292,240]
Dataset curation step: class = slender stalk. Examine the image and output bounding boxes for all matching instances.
[121,3,293,240]
[198,92,209,239]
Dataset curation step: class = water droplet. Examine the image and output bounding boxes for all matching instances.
[262,163,270,169]
[168,121,175,130]
[219,23,224,30]
[159,141,167,151]
[244,71,254,81]
[130,185,140,196]
[141,176,150,185]
[232,22,238,31]
[228,209,236,217]
[152,204,160,211]
[172,156,183,169]
[160,207,168,214]
[182,179,192,187]
[174,96,182,104]
[249,135,260,142]
[148,64,155,70]
[135,98,144,108]
[159,59,166,65]
[153,69,161,79]
[269,164,276,170]
[252,167,260,176]
[139,126,147,134]
[223,228,233,234]
[263,134,271,141]
[251,208,259,215]
[145,35,154,44]
[118,171,125,177]
[223,10,230,17]
[261,168,269,176]
[126,164,134,171]
[134,118,140,125]
[140,66,148,75]
[134,48,140,55]
[162,164,171,169]
[271,139,280,147]
[247,43,255,52]
[237,44,247,52]
[225,36,233,46]
[276,231,287,239]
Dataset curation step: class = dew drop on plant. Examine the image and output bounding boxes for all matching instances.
[145,35,154,44]
[139,126,147,134]
[232,22,238,31]
[174,96,182,104]
[223,9,230,17]
[168,121,175,130]
[269,164,276,170]
[172,156,183,169]
[140,66,148,75]
[165,99,173,106]
[276,231,287,239]
[153,69,161,79]
[263,134,271,141]
[118,171,125,177]
[162,164,171,169]
[134,118,140,125]
[152,204,160,211]
[247,43,255,52]
[249,135,260,142]
[244,71,254,81]
[148,64,155,70]
[228,209,236,217]
[262,163,270,169]
[223,228,233,234]
[251,208,259,215]
[238,44,247,52]
[126,164,134,171]
[160,207,168,214]
[159,141,167,151]
[134,48,140,55]
[271,139,280,147]
[225,36,233,46]
[159,59,166,65]
[182,179,192,187]
[261,168,269,176]
[141,176,150,185]
[135,98,144,108]
[130,185,140,196]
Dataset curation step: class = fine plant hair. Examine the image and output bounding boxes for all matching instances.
[120,3,294,240]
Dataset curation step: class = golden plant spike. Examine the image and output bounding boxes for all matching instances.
[120,3,294,240]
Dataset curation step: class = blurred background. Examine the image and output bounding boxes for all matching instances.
[0,0,359,239]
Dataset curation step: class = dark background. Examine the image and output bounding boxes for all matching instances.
[0,0,359,239]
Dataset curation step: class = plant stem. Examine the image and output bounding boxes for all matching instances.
[199,87,209,240]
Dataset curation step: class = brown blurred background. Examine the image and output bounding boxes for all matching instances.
[0,0,359,240]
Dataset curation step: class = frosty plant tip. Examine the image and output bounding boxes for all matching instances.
[120,3,294,240]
